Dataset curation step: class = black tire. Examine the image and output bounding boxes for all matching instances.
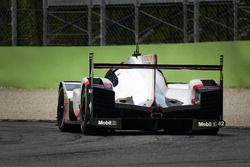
[80,86,92,135]
[57,87,69,131]
[80,85,108,135]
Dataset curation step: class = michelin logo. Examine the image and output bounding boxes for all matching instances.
[98,120,117,126]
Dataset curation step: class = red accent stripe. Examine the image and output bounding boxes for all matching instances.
[84,80,90,86]
[192,84,204,105]
[149,99,156,108]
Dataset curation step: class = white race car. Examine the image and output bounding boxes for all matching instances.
[57,49,225,135]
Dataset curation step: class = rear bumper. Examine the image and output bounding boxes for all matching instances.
[88,117,225,131]
[90,87,224,131]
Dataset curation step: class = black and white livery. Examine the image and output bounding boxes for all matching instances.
[57,50,225,135]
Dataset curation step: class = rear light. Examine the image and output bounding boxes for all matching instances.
[192,84,204,105]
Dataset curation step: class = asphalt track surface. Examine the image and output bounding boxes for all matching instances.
[0,122,250,167]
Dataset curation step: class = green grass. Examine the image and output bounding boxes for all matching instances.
[0,41,250,88]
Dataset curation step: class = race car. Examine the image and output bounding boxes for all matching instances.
[57,49,225,135]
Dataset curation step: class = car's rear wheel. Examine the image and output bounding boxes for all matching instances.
[80,85,108,135]
[80,86,93,135]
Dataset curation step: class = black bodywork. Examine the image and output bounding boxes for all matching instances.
[84,85,224,134]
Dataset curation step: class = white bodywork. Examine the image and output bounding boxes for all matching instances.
[113,56,168,107]
[111,55,203,108]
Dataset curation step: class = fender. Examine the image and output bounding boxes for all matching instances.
[58,81,81,122]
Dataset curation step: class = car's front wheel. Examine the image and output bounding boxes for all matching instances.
[57,87,68,131]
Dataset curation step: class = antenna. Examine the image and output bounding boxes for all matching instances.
[132,42,141,57]
[136,43,139,53]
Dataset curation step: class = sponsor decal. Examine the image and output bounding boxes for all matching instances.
[198,121,217,127]
[98,120,117,126]
[142,55,154,64]
[218,121,226,127]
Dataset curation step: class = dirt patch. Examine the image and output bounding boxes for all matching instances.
[224,89,250,127]
[0,87,249,127]
[0,87,57,121]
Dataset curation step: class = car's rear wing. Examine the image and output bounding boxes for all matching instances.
[94,64,222,70]
[90,54,224,87]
